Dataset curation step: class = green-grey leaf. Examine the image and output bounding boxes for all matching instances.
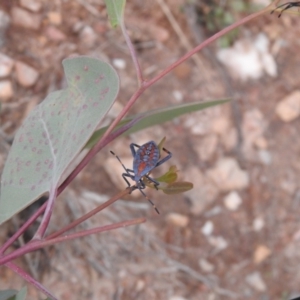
[0,56,119,225]
[0,290,18,300]
[86,99,230,149]
[104,0,126,28]
[162,182,193,195]
[14,287,27,300]
[155,166,178,184]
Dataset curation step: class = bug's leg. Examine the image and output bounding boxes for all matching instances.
[122,173,133,187]
[156,147,172,167]
[122,173,139,194]
[137,184,160,214]
[129,143,140,157]
[144,175,160,190]
[271,1,300,17]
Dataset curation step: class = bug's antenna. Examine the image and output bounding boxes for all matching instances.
[110,150,128,173]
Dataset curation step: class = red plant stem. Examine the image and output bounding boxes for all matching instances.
[33,187,57,240]
[120,19,143,85]
[145,7,270,89]
[0,218,146,265]
[5,262,58,300]
[46,189,129,240]
[0,203,47,254]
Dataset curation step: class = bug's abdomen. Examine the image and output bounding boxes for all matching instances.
[133,141,159,179]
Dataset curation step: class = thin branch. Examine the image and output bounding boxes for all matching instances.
[6,262,58,300]
[0,202,47,254]
[144,6,271,89]
[46,189,129,240]
[0,218,146,265]
[156,0,207,75]
[120,18,143,84]
[34,186,57,240]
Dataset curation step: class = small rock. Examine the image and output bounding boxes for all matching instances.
[280,179,296,195]
[246,272,266,292]
[112,58,126,70]
[79,26,97,48]
[0,80,13,101]
[224,191,242,211]
[184,106,221,135]
[253,217,265,232]
[201,221,214,236]
[207,157,249,192]
[0,53,14,77]
[166,213,189,228]
[207,236,228,251]
[135,279,145,292]
[148,23,169,42]
[172,90,183,102]
[242,109,267,157]
[204,206,222,217]
[217,33,277,81]
[194,134,218,162]
[0,10,10,46]
[45,26,66,42]
[184,167,219,215]
[173,62,192,79]
[275,90,300,122]
[261,52,277,77]
[254,33,277,77]
[211,116,231,136]
[72,21,85,33]
[0,10,10,31]
[47,11,62,25]
[15,61,39,87]
[258,149,272,165]
[254,136,268,149]
[253,245,271,264]
[199,258,215,273]
[222,127,238,151]
[11,7,41,30]
[20,0,42,12]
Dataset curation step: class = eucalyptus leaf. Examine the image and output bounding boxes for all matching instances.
[0,57,119,225]
[86,99,230,149]
[104,0,126,28]
[14,287,27,300]
[0,290,18,300]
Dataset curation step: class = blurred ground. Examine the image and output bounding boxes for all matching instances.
[1,0,300,299]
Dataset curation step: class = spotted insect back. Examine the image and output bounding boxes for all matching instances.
[133,141,160,178]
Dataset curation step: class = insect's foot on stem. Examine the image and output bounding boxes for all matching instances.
[127,185,136,194]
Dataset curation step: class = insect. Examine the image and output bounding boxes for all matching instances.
[271,1,300,17]
[110,140,172,214]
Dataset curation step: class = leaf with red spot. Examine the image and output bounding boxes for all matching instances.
[0,56,119,225]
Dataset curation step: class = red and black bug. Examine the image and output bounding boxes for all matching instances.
[110,141,172,214]
[271,1,300,17]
